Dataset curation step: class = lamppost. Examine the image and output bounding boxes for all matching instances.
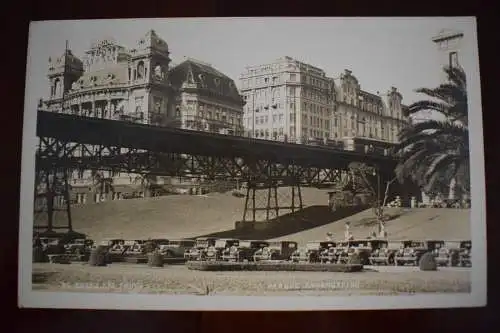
[372,166,381,210]
[372,166,383,236]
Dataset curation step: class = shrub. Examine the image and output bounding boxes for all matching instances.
[419,252,437,271]
[88,248,107,266]
[148,251,164,267]
[347,253,362,265]
[32,247,48,263]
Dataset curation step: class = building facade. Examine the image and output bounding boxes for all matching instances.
[239,56,336,142]
[239,57,408,144]
[334,69,408,144]
[168,58,244,135]
[39,30,244,205]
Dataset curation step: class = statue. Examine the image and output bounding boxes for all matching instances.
[344,222,352,241]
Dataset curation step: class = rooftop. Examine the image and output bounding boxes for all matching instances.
[432,29,464,43]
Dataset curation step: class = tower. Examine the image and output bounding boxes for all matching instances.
[385,87,404,143]
[46,42,84,112]
[128,30,172,125]
[35,42,83,234]
[432,29,464,81]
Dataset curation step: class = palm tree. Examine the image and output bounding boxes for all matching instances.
[91,170,114,202]
[394,66,469,199]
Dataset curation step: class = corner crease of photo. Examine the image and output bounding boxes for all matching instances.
[18,17,486,311]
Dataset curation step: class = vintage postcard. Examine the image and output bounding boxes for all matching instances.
[19,17,486,310]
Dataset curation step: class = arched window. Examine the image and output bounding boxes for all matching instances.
[137,61,145,79]
[54,78,61,97]
[128,68,131,81]
[198,74,206,87]
[154,64,163,79]
[272,88,279,101]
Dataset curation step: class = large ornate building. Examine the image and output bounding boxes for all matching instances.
[40,30,244,205]
[168,58,244,135]
[333,69,408,143]
[239,56,408,144]
[239,57,336,142]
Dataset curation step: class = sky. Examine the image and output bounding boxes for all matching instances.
[25,17,477,116]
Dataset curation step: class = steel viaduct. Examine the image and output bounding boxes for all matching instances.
[34,111,405,233]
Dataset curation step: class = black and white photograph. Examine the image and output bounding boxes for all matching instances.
[19,17,486,310]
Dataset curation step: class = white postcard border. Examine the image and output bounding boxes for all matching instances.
[19,17,486,310]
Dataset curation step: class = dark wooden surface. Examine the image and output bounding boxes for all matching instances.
[1,0,497,331]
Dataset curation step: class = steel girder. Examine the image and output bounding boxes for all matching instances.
[36,137,347,186]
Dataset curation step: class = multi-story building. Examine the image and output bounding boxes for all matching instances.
[239,57,408,145]
[168,58,244,135]
[44,30,173,125]
[39,30,244,205]
[239,56,336,142]
[334,69,408,144]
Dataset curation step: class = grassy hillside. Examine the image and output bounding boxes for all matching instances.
[34,187,471,244]
[271,207,471,243]
[34,187,332,241]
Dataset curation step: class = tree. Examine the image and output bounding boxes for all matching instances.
[347,162,397,235]
[91,170,114,202]
[133,173,158,197]
[394,66,469,199]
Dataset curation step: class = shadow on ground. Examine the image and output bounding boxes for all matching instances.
[197,205,369,240]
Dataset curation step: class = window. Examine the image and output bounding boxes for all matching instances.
[290,74,296,82]
[449,52,459,68]
[153,96,162,113]
[135,97,143,113]
[137,61,145,79]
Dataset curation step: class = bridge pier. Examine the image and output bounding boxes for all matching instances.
[33,166,73,234]
[241,178,303,224]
